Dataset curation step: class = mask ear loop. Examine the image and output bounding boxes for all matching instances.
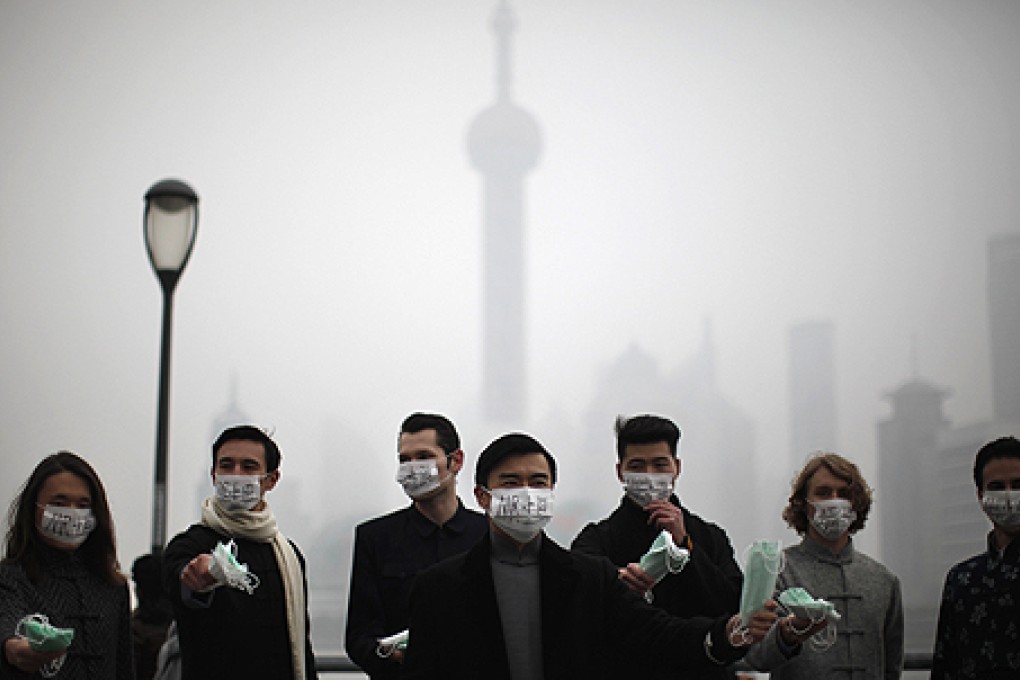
[785,602,827,637]
[666,545,690,574]
[16,614,68,679]
[215,540,261,595]
[809,619,838,651]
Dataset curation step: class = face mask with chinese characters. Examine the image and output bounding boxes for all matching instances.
[214,474,263,512]
[396,460,444,499]
[37,505,96,547]
[621,472,674,508]
[981,489,1020,529]
[809,499,857,541]
[484,487,555,543]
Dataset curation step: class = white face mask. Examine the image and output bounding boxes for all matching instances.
[37,505,96,546]
[396,460,443,499]
[214,474,263,512]
[485,487,555,543]
[981,489,1020,529]
[809,499,857,541]
[621,472,674,508]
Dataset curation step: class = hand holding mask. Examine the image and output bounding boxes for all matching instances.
[14,614,73,678]
[208,540,260,594]
[376,629,409,658]
[731,540,783,646]
[778,586,840,650]
[637,530,690,603]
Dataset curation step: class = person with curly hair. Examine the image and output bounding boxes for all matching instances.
[745,452,904,679]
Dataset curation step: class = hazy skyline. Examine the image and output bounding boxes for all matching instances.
[2,1,1018,653]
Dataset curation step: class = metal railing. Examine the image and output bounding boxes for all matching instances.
[313,652,934,673]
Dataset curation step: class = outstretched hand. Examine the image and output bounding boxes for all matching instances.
[3,637,66,674]
[180,553,217,592]
[725,599,780,648]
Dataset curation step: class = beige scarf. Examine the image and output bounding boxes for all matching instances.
[201,497,306,680]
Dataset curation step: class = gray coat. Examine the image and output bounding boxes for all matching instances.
[745,536,904,680]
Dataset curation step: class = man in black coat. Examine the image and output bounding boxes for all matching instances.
[162,426,317,680]
[402,432,778,680]
[344,413,487,679]
[571,414,743,680]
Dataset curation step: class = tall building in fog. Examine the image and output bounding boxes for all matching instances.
[877,377,950,650]
[788,320,837,459]
[988,233,1020,423]
[467,0,541,423]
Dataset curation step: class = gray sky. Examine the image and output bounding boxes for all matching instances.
[2,0,1018,615]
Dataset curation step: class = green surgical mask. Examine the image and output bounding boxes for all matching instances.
[209,540,260,594]
[638,530,690,600]
[17,613,74,652]
[731,540,783,645]
[778,586,841,649]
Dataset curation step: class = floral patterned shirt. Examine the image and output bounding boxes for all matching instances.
[931,532,1020,679]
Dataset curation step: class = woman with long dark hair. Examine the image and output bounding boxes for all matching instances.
[1,451,133,678]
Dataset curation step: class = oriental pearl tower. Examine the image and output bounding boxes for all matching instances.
[467,0,542,424]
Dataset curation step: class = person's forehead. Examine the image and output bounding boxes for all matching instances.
[39,471,91,500]
[622,441,674,461]
[983,456,1020,483]
[399,429,441,453]
[215,439,267,466]
[807,465,848,489]
[490,452,551,477]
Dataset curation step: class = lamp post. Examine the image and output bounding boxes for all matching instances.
[144,179,198,553]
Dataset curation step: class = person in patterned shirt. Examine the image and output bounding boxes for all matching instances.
[931,435,1020,679]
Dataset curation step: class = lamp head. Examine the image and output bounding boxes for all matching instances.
[144,179,198,284]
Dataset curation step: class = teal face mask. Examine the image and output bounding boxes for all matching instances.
[638,530,690,602]
[208,540,260,594]
[17,613,74,652]
[778,586,841,650]
[731,540,784,646]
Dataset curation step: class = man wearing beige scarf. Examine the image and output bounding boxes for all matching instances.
[162,425,318,680]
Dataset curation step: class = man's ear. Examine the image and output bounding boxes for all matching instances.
[615,462,624,483]
[474,484,490,511]
[263,470,281,493]
[673,458,682,483]
[449,449,465,475]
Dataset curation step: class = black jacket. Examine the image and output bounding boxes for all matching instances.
[571,496,744,680]
[344,501,487,679]
[402,531,743,680]
[161,524,317,680]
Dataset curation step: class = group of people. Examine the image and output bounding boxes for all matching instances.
[0,415,1017,679]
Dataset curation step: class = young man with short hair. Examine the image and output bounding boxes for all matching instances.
[344,413,487,679]
[571,414,744,680]
[931,435,1020,678]
[162,425,318,680]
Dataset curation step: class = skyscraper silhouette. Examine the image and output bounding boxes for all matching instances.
[467,0,541,423]
[988,233,1020,423]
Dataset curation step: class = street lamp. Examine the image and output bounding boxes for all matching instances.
[144,178,198,553]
